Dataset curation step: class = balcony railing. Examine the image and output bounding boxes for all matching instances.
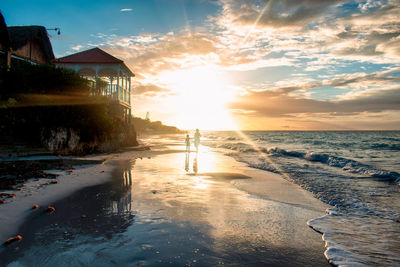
[90,84,130,105]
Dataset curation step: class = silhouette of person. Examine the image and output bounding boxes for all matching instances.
[194,129,201,152]
[185,134,190,153]
[185,133,190,172]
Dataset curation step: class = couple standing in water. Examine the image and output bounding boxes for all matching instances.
[185,129,201,153]
[185,129,201,173]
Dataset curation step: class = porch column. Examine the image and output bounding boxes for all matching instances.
[128,77,131,104]
[95,66,99,95]
[125,76,128,102]
[122,76,126,102]
[116,67,120,100]
[109,76,113,96]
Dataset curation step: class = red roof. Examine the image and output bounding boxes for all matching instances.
[55,47,123,64]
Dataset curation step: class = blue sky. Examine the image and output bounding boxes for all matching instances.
[2,0,221,56]
[2,0,400,130]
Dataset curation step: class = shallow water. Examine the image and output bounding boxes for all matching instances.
[0,151,328,266]
[198,131,400,266]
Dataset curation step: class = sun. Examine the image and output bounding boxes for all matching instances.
[158,66,238,130]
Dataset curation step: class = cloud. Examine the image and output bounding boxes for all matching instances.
[234,68,400,99]
[70,44,83,51]
[230,68,400,118]
[230,86,400,118]
[120,8,133,12]
[229,67,400,120]
[133,83,171,97]
[102,29,285,80]
[219,0,344,29]
[214,0,400,67]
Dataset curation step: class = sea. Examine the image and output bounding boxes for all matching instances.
[199,131,400,266]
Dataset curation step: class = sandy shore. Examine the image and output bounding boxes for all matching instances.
[0,145,330,266]
[0,150,154,244]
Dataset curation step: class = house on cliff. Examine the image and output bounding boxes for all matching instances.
[55,47,135,120]
[0,13,54,67]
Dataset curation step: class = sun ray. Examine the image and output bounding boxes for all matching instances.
[241,1,271,45]
[234,130,294,182]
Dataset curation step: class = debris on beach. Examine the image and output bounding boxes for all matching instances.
[45,206,55,213]
[50,180,58,184]
[0,159,102,191]
[0,199,5,204]
[32,204,39,209]
[4,235,22,245]
[0,193,16,198]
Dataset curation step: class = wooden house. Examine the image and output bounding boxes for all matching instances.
[55,47,134,120]
[7,26,55,65]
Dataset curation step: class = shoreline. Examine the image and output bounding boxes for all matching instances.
[0,149,156,244]
[1,144,331,266]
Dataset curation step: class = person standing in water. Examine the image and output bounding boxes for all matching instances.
[185,133,191,153]
[194,129,201,152]
[185,133,190,172]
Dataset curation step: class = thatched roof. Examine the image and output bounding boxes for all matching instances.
[0,12,10,50]
[7,26,55,62]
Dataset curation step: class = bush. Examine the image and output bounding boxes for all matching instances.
[0,59,90,101]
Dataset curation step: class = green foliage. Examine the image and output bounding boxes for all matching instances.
[133,117,182,134]
[0,59,90,100]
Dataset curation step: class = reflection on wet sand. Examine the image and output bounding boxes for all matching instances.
[185,150,190,172]
[108,167,133,214]
[185,150,198,174]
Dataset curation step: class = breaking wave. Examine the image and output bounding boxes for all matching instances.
[214,142,400,184]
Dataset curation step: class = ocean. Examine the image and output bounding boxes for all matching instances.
[200,131,400,266]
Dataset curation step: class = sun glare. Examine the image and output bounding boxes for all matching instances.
[159,66,237,130]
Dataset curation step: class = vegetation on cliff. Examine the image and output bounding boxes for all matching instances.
[0,60,137,154]
[133,117,182,134]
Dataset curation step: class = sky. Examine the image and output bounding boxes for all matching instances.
[2,0,400,130]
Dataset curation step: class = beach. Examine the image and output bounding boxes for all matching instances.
[0,140,330,266]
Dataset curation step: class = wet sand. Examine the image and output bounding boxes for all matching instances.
[0,147,330,266]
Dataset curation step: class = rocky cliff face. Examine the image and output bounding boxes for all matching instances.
[41,128,80,152]
[40,126,138,155]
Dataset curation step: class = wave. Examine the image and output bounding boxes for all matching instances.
[215,142,400,183]
[216,142,258,153]
[224,136,240,141]
[370,143,400,151]
[205,132,400,266]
